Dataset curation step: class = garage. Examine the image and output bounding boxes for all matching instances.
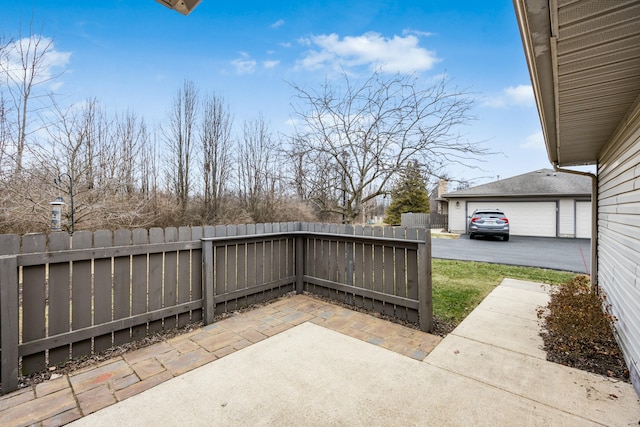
[443,169,592,239]
[467,201,557,237]
[575,201,591,239]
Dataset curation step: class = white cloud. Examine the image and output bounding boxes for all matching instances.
[520,131,545,150]
[296,32,439,74]
[484,84,535,108]
[402,28,435,37]
[231,52,257,74]
[263,60,280,69]
[0,36,71,88]
[270,19,285,29]
[504,85,535,106]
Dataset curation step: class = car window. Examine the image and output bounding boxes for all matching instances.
[474,212,506,218]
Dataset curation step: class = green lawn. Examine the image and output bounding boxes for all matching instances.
[432,259,578,323]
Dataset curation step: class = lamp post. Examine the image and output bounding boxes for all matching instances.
[54,173,74,234]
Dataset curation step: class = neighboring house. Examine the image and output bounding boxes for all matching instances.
[429,179,449,216]
[514,1,640,394]
[444,169,591,238]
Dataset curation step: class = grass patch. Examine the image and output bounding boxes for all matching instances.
[433,259,578,323]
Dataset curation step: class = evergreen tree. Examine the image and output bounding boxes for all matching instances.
[384,162,430,225]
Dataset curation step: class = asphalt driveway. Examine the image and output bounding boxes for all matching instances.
[432,235,591,274]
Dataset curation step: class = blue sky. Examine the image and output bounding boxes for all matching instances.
[2,0,554,186]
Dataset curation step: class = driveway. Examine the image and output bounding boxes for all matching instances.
[432,235,591,274]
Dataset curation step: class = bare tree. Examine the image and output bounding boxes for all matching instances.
[0,24,69,174]
[289,70,487,223]
[165,80,198,211]
[237,115,281,222]
[0,92,12,175]
[200,92,233,222]
[113,110,146,196]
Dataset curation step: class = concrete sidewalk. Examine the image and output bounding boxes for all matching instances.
[2,279,639,426]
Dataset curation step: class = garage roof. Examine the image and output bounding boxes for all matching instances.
[444,169,591,199]
[512,0,640,167]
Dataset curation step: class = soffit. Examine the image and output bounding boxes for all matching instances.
[514,0,640,166]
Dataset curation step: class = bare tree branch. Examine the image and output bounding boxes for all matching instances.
[288,70,488,223]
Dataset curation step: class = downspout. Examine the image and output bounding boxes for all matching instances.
[552,163,598,293]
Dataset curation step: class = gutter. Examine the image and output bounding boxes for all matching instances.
[552,163,598,293]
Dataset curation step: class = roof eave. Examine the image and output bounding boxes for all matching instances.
[513,0,559,165]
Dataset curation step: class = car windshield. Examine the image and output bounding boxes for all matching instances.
[474,212,505,218]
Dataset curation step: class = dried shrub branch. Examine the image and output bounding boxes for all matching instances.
[538,276,629,381]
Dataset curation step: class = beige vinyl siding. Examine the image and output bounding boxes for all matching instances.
[598,100,640,391]
[448,200,468,233]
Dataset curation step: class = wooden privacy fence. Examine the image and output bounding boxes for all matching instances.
[401,212,449,230]
[0,222,431,394]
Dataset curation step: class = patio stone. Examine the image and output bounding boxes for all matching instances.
[131,357,167,380]
[0,386,34,411]
[114,370,173,402]
[161,348,218,376]
[76,384,116,415]
[35,375,70,397]
[0,388,76,426]
[69,359,134,394]
[168,335,202,354]
[41,407,83,426]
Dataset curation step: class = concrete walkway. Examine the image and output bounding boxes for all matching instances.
[1,279,639,426]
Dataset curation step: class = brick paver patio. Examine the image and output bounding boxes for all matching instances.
[0,294,441,427]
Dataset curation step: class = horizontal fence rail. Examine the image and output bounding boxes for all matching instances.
[0,222,431,395]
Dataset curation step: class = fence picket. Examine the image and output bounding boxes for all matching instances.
[405,227,420,323]
[394,227,408,321]
[178,227,192,327]
[214,225,227,315]
[48,232,71,365]
[373,227,385,314]
[148,228,164,334]
[131,229,149,340]
[21,233,47,374]
[383,227,396,317]
[71,231,93,358]
[163,227,178,329]
[113,230,132,345]
[353,225,365,308]
[362,226,374,310]
[0,235,19,393]
[191,226,204,322]
[93,230,113,352]
[226,225,239,311]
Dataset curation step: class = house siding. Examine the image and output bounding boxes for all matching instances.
[598,101,640,394]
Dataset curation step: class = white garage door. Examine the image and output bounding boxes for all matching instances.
[575,201,592,239]
[467,202,557,237]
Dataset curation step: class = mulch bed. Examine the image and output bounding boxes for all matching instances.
[537,276,629,382]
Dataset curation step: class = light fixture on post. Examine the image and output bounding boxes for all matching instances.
[54,173,75,234]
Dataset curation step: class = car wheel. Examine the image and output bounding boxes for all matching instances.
[504,235,509,242]
[469,233,474,240]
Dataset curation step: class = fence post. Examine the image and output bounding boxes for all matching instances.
[417,229,433,332]
[0,256,19,394]
[202,239,215,325]
[345,224,354,305]
[295,235,305,294]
